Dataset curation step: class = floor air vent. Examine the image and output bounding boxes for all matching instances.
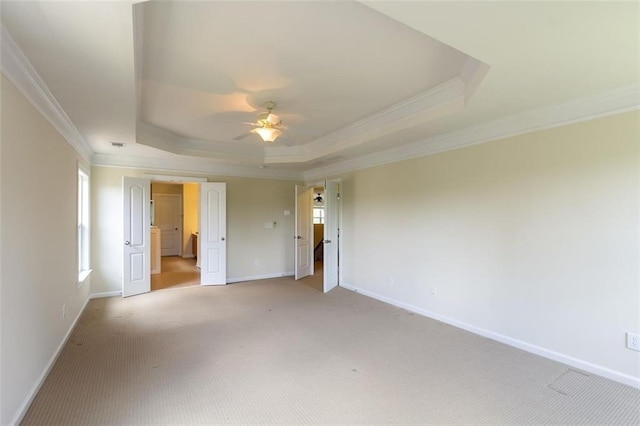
[548,369,591,395]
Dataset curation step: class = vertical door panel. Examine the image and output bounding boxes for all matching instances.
[130,253,144,281]
[207,190,220,241]
[323,180,339,292]
[295,186,313,280]
[200,183,226,285]
[123,177,151,297]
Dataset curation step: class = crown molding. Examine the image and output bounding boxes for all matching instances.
[303,82,640,181]
[257,144,307,163]
[264,59,489,165]
[130,57,489,167]
[137,122,265,160]
[305,77,466,156]
[92,153,303,181]
[4,16,634,183]
[263,77,468,164]
[0,24,93,162]
[461,57,490,102]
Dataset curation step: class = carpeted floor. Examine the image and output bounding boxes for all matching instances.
[151,256,200,291]
[22,277,640,425]
[298,261,323,292]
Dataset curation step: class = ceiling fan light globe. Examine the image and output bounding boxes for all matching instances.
[266,113,280,125]
[256,127,282,142]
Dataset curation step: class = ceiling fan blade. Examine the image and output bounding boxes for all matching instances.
[211,119,258,126]
[233,132,254,141]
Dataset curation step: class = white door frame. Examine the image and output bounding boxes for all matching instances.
[124,175,226,291]
[298,180,342,290]
[323,179,340,293]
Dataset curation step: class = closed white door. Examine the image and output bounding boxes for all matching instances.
[122,177,151,297]
[154,194,182,256]
[295,185,313,280]
[200,183,226,285]
[323,180,339,293]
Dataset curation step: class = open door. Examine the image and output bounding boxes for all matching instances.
[323,180,339,292]
[200,182,226,285]
[122,177,151,297]
[295,185,313,280]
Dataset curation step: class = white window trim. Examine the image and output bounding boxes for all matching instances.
[79,269,92,284]
[313,206,325,224]
[78,163,91,286]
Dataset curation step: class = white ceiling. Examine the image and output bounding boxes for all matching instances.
[1,1,638,180]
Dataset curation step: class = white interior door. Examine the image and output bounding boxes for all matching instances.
[200,183,226,285]
[323,180,339,292]
[295,185,313,280]
[122,177,151,297]
[154,194,182,256]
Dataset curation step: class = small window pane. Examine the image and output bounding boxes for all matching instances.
[313,207,324,224]
[78,167,90,279]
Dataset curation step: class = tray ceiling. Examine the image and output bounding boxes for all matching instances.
[1,1,637,180]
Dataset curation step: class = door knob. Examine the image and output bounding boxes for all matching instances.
[296,235,302,239]
[221,237,225,241]
[324,239,332,244]
[124,241,131,246]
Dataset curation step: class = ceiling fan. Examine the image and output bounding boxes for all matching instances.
[233,101,284,142]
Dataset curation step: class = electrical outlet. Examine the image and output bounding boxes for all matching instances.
[431,287,438,296]
[254,259,260,267]
[627,332,640,351]
[62,304,67,319]
[387,276,394,286]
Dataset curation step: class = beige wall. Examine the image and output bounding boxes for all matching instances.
[1,75,91,424]
[2,68,637,426]
[91,167,299,293]
[339,111,640,382]
[183,183,199,257]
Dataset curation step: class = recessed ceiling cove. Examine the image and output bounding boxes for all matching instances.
[135,1,488,166]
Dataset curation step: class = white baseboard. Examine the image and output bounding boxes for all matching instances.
[182,254,195,259]
[10,295,91,426]
[340,283,640,390]
[90,290,121,298]
[227,271,294,284]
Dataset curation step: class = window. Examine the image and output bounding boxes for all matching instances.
[78,165,91,284]
[313,207,324,224]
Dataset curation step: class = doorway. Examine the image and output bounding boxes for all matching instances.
[295,180,340,293]
[151,182,199,291]
[123,176,227,297]
[151,256,200,291]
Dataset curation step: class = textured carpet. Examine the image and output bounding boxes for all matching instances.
[22,277,640,425]
[298,261,324,292]
[151,256,200,291]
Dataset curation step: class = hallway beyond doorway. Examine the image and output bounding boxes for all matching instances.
[299,261,323,292]
[151,256,200,291]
